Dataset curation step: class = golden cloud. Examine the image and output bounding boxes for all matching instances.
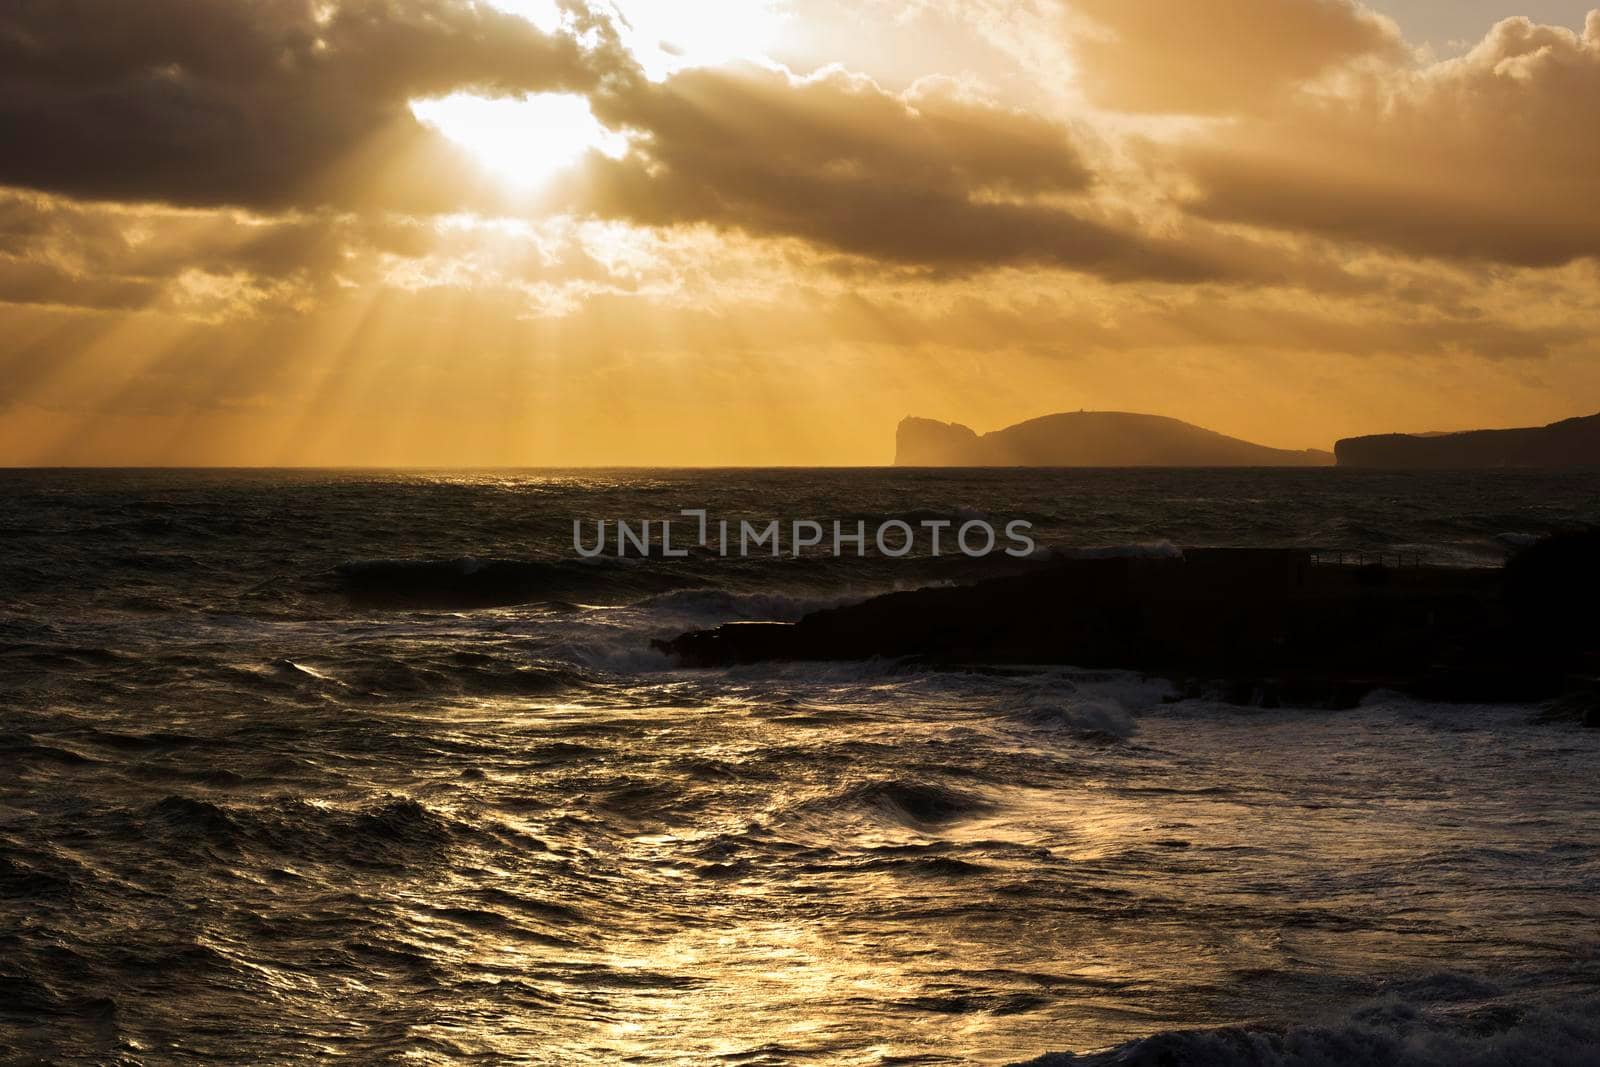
[1064,0,1405,114]
[1176,13,1600,265]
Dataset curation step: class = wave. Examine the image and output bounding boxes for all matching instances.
[333,651,589,700]
[633,587,865,625]
[322,557,695,610]
[840,779,996,828]
[1013,993,1600,1067]
[131,794,474,870]
[1012,697,1137,739]
[0,732,103,767]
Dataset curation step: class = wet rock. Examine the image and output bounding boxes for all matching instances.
[657,535,1600,707]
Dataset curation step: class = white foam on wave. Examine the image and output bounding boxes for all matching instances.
[633,587,866,625]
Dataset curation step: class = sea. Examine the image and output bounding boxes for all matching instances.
[2,468,1599,1065]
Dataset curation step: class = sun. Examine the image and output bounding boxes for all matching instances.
[410,92,627,190]
[414,3,787,189]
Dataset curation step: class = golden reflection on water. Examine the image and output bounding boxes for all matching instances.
[269,692,1600,1065]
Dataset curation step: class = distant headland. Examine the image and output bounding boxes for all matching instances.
[896,410,1600,468]
[1336,412,1600,469]
[896,412,1333,467]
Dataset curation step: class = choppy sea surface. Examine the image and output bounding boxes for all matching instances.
[3,468,1599,1065]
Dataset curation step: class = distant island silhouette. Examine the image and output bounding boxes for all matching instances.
[1337,412,1600,469]
[897,410,1600,468]
[896,412,1334,467]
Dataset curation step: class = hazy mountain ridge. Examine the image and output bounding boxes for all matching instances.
[1337,412,1600,469]
[896,412,1335,467]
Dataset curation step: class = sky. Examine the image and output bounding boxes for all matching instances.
[1,1,1598,466]
[1385,0,1594,49]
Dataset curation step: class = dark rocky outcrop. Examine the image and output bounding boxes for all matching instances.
[655,532,1600,709]
[896,412,1333,467]
[1336,411,1600,468]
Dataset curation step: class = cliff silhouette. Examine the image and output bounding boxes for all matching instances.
[896,412,1334,467]
[1337,412,1600,468]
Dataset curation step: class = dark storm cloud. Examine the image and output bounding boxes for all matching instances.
[0,0,618,211]
[570,65,1231,280]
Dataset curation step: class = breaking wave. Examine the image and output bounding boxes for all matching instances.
[1015,993,1600,1067]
